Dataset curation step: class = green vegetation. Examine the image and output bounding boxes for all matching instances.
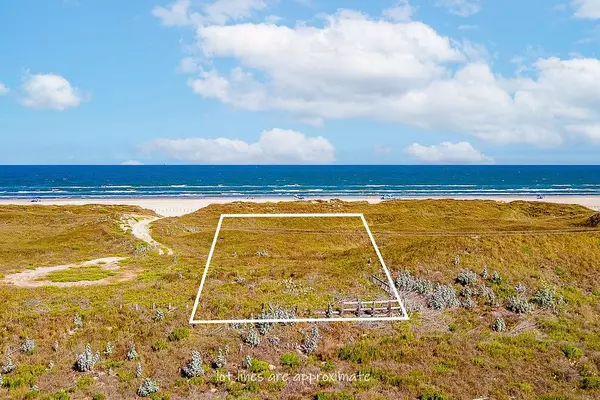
[42,266,116,282]
[280,352,300,369]
[1,200,600,399]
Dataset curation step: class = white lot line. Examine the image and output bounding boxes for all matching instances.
[189,213,409,324]
[2,215,173,287]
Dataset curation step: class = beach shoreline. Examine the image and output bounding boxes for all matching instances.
[1,195,600,217]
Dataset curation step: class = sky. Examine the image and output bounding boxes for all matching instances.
[1,0,600,165]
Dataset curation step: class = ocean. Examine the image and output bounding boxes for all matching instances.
[1,165,600,199]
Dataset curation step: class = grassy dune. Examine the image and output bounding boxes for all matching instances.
[0,200,599,400]
[0,205,155,274]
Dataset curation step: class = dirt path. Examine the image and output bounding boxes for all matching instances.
[2,215,172,288]
[121,215,174,255]
[2,257,129,288]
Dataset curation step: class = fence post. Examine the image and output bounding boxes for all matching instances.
[372,300,376,317]
[387,300,392,317]
[340,300,344,317]
[356,298,361,317]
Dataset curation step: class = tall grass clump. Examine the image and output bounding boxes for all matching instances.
[301,327,320,354]
[181,352,204,378]
[478,285,496,306]
[1,357,15,373]
[429,284,459,310]
[456,270,477,286]
[246,327,260,347]
[75,344,100,372]
[126,344,139,361]
[137,378,159,397]
[20,338,35,354]
[492,318,506,332]
[507,296,533,314]
[213,348,227,368]
[395,271,433,295]
[531,286,558,309]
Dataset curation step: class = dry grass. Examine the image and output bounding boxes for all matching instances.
[0,200,599,400]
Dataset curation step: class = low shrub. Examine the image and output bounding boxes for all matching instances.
[457,270,477,286]
[168,327,190,342]
[281,353,300,369]
[507,296,533,314]
[561,345,583,359]
[581,376,600,389]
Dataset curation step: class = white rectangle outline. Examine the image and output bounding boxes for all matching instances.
[189,213,409,324]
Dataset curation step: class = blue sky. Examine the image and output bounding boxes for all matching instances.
[1,0,600,164]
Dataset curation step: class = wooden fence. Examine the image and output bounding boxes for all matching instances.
[315,298,401,318]
[314,275,401,318]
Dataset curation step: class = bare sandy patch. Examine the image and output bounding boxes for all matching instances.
[1,257,131,288]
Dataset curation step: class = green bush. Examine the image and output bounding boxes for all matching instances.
[281,353,300,369]
[338,342,381,364]
[41,391,70,400]
[92,394,106,400]
[168,327,190,342]
[581,376,600,389]
[420,386,448,400]
[537,395,572,400]
[561,345,583,359]
[321,361,335,372]
[76,377,94,391]
[248,360,270,373]
[314,392,354,400]
[152,339,169,352]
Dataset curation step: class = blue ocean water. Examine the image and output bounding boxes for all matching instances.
[1,165,600,199]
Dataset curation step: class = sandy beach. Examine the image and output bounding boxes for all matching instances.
[1,195,599,217]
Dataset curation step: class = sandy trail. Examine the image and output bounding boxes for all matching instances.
[122,215,174,255]
[2,257,128,288]
[1,215,172,288]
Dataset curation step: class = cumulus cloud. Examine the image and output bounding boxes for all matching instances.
[154,3,600,147]
[152,0,194,26]
[152,0,265,26]
[435,0,482,17]
[383,0,415,22]
[0,83,9,95]
[20,73,87,110]
[404,141,491,163]
[141,129,335,164]
[573,0,600,19]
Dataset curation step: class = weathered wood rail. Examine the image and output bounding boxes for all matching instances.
[315,298,401,318]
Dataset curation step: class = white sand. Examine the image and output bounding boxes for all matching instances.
[1,196,599,217]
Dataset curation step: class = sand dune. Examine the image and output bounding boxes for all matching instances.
[1,196,599,217]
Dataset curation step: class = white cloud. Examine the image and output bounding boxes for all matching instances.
[404,141,491,163]
[20,73,87,110]
[383,0,415,22]
[458,24,478,31]
[435,0,482,17]
[152,0,194,26]
[0,83,9,95]
[566,124,600,143]
[178,57,203,73]
[205,0,266,24]
[142,129,335,164]
[152,0,265,26]
[121,160,144,165]
[154,4,600,147]
[573,0,600,19]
